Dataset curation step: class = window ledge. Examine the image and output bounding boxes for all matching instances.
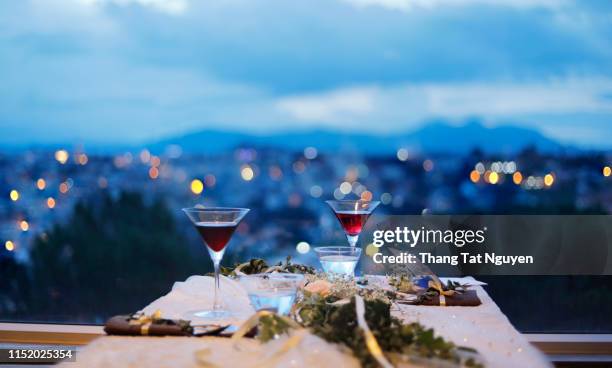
[0,323,103,345]
[526,333,612,364]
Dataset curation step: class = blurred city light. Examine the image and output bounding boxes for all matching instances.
[36,178,46,190]
[544,173,555,187]
[77,153,88,165]
[269,165,283,180]
[304,147,318,160]
[604,166,611,177]
[55,149,69,164]
[9,190,19,201]
[5,240,14,252]
[339,181,352,195]
[204,174,217,188]
[396,148,409,161]
[59,182,69,194]
[513,172,523,185]
[292,161,305,174]
[241,165,254,181]
[190,179,204,195]
[469,170,480,183]
[365,243,378,257]
[150,156,161,168]
[489,172,499,184]
[47,197,56,209]
[475,162,485,174]
[19,220,29,232]
[380,192,392,205]
[296,241,310,254]
[423,159,434,172]
[149,167,159,179]
[360,190,373,201]
[310,185,323,198]
[140,149,151,164]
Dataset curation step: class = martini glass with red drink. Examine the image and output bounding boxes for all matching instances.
[183,207,249,321]
[326,200,380,247]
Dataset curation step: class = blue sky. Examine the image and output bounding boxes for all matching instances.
[1,0,612,147]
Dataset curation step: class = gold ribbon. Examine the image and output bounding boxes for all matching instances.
[427,280,457,307]
[129,310,162,335]
[354,295,394,368]
[196,310,304,368]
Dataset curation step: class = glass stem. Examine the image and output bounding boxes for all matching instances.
[347,234,359,247]
[213,261,222,311]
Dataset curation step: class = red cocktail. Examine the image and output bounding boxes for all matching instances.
[183,207,249,321]
[326,200,379,247]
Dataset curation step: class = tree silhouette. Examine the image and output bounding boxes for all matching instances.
[26,191,205,323]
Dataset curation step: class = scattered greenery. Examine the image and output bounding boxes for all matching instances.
[258,276,484,368]
[219,256,315,276]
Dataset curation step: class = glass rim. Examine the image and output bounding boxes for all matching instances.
[313,246,362,253]
[325,199,380,204]
[182,207,250,213]
[238,272,305,280]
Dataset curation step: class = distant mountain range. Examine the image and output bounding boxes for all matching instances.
[150,120,563,155]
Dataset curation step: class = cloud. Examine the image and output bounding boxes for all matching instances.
[275,77,612,141]
[339,0,567,12]
[276,87,376,123]
[76,0,188,15]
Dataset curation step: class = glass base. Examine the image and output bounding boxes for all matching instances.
[188,309,233,323]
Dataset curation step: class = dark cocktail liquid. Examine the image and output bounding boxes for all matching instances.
[334,211,370,236]
[195,222,238,252]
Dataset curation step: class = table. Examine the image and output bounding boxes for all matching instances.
[62,276,552,368]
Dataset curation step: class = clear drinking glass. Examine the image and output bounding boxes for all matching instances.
[183,207,250,321]
[326,200,380,247]
[238,273,305,315]
[314,246,362,278]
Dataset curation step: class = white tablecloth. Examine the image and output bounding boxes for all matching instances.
[64,275,551,368]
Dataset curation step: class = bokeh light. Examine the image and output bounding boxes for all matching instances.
[241,165,254,181]
[19,220,29,232]
[604,166,611,177]
[396,148,409,161]
[78,153,88,165]
[205,174,217,188]
[360,190,373,201]
[310,185,323,198]
[9,190,19,201]
[5,240,15,252]
[423,159,434,172]
[140,149,151,164]
[47,197,56,209]
[339,181,352,195]
[55,149,69,164]
[544,173,555,187]
[296,241,310,254]
[513,171,523,185]
[190,179,204,195]
[365,243,378,257]
[489,172,499,184]
[59,182,69,193]
[380,192,392,205]
[469,170,480,183]
[149,167,159,179]
[36,178,46,190]
[304,147,318,160]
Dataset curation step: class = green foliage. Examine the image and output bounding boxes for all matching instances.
[220,256,315,276]
[257,314,296,342]
[290,294,483,368]
[26,191,205,322]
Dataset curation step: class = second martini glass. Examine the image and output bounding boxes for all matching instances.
[326,199,380,247]
[183,207,249,321]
